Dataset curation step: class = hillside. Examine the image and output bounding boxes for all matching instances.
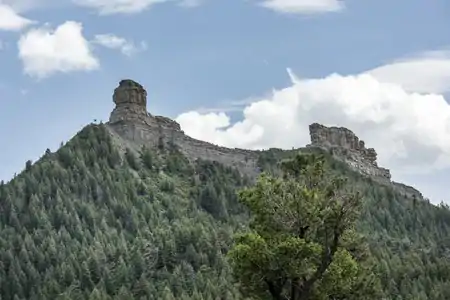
[2,80,450,299]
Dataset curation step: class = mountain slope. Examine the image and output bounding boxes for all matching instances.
[0,124,250,300]
[259,147,450,299]
[3,79,450,299]
[2,123,450,299]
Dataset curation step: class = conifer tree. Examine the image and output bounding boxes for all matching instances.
[228,153,382,300]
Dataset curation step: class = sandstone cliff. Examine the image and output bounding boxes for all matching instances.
[106,79,422,199]
[307,123,391,180]
[306,123,422,199]
[107,80,260,177]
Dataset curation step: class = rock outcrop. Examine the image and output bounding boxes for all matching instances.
[306,123,422,198]
[307,123,391,180]
[106,79,421,199]
[110,80,150,124]
[107,79,259,176]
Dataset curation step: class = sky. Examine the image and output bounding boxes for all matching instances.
[1,0,450,203]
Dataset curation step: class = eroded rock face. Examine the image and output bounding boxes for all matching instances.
[109,79,150,124]
[109,80,183,132]
[107,80,259,176]
[106,79,422,199]
[308,123,391,180]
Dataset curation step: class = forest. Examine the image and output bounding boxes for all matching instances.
[2,123,450,299]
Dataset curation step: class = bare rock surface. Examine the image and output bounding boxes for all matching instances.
[307,123,391,180]
[307,123,422,199]
[109,79,150,124]
[107,79,259,177]
[106,79,422,199]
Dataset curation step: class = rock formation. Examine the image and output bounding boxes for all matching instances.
[106,79,421,199]
[307,123,391,180]
[109,79,182,131]
[306,123,422,198]
[107,79,259,176]
[110,80,151,124]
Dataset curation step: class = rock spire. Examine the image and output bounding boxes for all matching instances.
[109,79,150,124]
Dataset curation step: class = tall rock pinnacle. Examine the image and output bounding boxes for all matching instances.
[109,79,150,124]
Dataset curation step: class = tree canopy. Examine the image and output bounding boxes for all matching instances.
[2,124,450,299]
[229,153,382,300]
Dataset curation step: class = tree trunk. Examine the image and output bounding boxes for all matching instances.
[266,279,285,300]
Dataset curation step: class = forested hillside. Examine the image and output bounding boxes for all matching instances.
[2,123,450,299]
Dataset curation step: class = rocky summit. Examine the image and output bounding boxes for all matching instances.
[107,79,421,199]
[307,123,391,180]
[306,123,422,199]
[107,79,259,176]
[109,79,150,124]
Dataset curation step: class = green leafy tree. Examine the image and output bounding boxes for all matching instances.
[228,153,382,300]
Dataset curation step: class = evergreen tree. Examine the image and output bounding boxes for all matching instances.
[228,153,382,300]
[1,124,450,299]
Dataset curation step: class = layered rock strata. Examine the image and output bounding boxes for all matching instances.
[107,79,259,176]
[307,123,391,180]
[106,79,422,199]
[110,80,151,124]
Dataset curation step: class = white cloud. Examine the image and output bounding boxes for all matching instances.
[0,3,34,31]
[176,52,450,176]
[72,0,203,14]
[1,0,65,12]
[73,0,172,15]
[368,50,450,94]
[1,0,40,11]
[18,21,99,79]
[92,34,146,56]
[258,0,344,14]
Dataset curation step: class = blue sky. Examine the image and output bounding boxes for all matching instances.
[2,0,450,202]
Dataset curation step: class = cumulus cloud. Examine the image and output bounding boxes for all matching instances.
[368,50,450,94]
[0,3,34,31]
[18,21,99,79]
[92,34,147,56]
[258,0,344,14]
[176,54,450,176]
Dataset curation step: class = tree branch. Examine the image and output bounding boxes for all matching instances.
[298,206,346,300]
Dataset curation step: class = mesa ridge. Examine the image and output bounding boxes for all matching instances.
[106,79,422,199]
[107,79,259,176]
[307,123,391,180]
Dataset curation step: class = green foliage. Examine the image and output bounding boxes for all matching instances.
[257,148,450,300]
[1,125,450,299]
[139,146,153,170]
[125,148,139,170]
[0,124,247,300]
[229,153,382,300]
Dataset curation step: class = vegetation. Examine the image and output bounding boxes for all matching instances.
[1,124,450,299]
[229,153,381,300]
[0,125,248,299]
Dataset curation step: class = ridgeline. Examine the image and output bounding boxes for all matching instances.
[1,80,450,299]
